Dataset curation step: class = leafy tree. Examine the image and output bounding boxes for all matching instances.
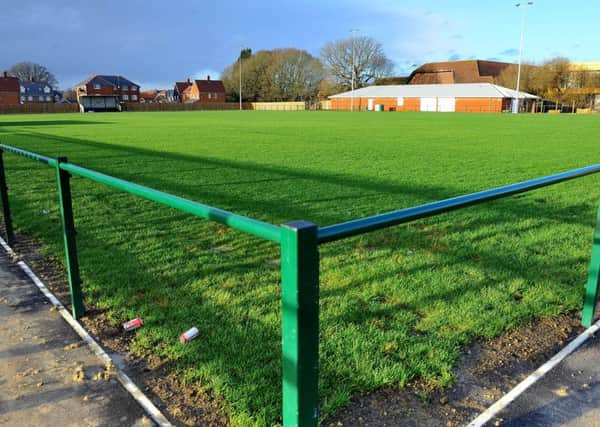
[320,36,393,90]
[8,62,58,88]
[221,49,324,102]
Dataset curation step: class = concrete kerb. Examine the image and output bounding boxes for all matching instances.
[468,318,600,426]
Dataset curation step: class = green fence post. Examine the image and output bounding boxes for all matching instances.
[0,150,15,246]
[56,157,85,319]
[582,206,600,327]
[280,221,319,427]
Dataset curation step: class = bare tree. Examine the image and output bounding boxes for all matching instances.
[320,36,393,90]
[8,62,58,88]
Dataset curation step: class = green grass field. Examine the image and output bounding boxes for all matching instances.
[0,111,599,425]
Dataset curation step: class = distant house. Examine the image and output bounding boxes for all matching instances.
[174,76,225,103]
[20,81,55,103]
[173,79,192,103]
[140,89,175,103]
[76,75,140,112]
[408,60,514,85]
[0,71,20,105]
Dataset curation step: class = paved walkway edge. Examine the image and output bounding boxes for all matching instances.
[0,236,174,427]
[467,317,600,427]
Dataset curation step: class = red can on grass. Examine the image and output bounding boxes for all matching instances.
[123,317,144,331]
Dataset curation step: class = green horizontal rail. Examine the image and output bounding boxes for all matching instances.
[318,164,600,243]
[0,144,282,243]
[0,143,57,166]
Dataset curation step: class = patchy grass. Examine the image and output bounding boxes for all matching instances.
[0,111,599,425]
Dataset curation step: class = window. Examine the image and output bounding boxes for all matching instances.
[20,86,25,93]
[27,96,33,101]
[130,86,137,92]
[207,93,212,99]
[44,86,51,93]
[39,96,45,102]
[122,94,129,101]
[122,85,129,91]
[397,97,404,106]
[46,96,52,102]
[93,83,101,90]
[131,94,138,101]
[20,96,25,102]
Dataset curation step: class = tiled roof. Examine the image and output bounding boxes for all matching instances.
[194,79,225,93]
[409,60,513,85]
[0,76,19,92]
[78,75,139,89]
[20,81,53,95]
[174,81,192,94]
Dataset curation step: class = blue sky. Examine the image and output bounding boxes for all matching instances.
[0,0,598,89]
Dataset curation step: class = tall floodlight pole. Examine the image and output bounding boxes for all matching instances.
[514,2,534,114]
[350,28,359,112]
[239,50,243,111]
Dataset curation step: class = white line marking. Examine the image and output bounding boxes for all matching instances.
[467,319,600,427]
[0,236,174,427]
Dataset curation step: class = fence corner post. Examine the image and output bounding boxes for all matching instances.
[582,206,600,327]
[56,157,85,319]
[0,149,15,246]
[280,220,319,427]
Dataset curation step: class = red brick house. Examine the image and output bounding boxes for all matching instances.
[174,76,225,103]
[173,80,192,103]
[76,75,140,103]
[0,71,20,105]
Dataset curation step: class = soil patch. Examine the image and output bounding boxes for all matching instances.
[6,229,584,426]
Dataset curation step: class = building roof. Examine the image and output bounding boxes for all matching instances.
[77,75,139,88]
[329,83,539,99]
[0,75,19,92]
[174,81,192,94]
[194,79,225,93]
[409,60,513,85]
[20,81,53,95]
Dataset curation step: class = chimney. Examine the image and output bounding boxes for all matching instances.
[207,75,211,81]
[2,71,7,78]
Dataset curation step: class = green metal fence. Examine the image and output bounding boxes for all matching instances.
[1,141,600,427]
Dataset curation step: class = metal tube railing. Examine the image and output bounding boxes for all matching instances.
[0,143,281,243]
[60,163,282,243]
[318,164,600,243]
[2,140,600,427]
[0,143,57,166]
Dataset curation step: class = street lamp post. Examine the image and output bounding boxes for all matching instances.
[514,2,534,114]
[350,28,359,112]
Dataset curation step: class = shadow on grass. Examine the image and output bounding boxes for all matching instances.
[11,130,599,230]
[0,120,109,127]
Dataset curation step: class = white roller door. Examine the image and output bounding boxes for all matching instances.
[420,97,436,112]
[437,97,456,112]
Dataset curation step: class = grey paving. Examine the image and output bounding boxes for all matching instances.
[0,250,154,427]
[494,330,600,426]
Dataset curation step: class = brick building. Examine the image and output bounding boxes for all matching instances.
[174,76,225,103]
[76,75,140,112]
[0,71,20,105]
[330,83,538,113]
